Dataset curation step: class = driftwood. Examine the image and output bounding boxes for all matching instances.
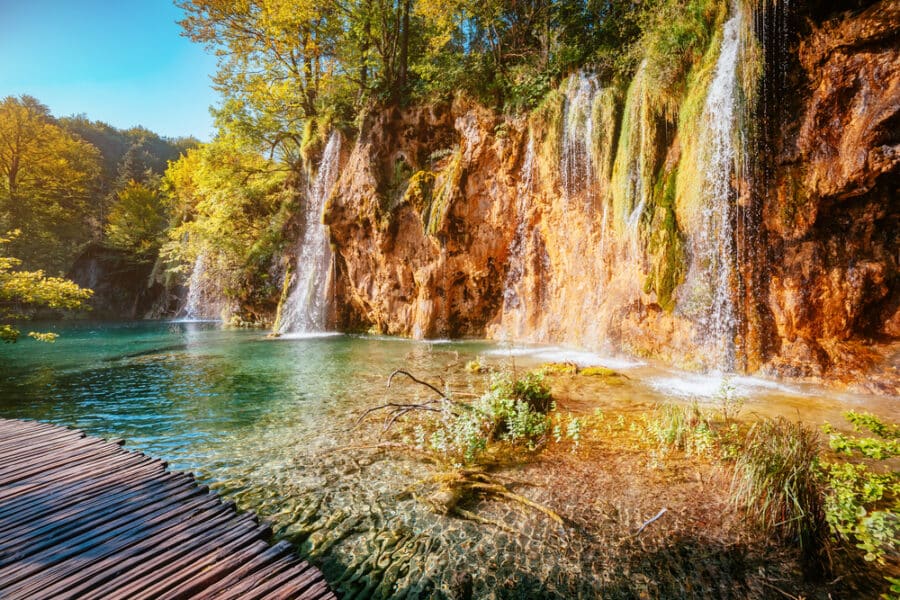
[633,507,668,536]
[401,470,565,528]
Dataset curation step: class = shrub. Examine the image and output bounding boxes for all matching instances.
[424,370,553,466]
[821,412,899,565]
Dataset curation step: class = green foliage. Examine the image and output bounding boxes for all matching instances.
[0,95,102,274]
[105,181,167,259]
[647,402,716,457]
[825,411,900,460]
[640,0,723,115]
[492,370,553,413]
[821,413,899,565]
[0,230,92,342]
[553,413,583,450]
[425,370,553,466]
[161,137,290,320]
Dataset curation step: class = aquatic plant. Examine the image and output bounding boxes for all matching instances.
[647,402,717,457]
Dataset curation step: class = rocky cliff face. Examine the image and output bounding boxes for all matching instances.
[325,103,521,338]
[68,244,179,319]
[761,0,899,389]
[318,0,898,392]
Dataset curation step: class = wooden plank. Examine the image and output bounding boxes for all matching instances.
[258,563,337,600]
[79,511,260,599]
[4,493,229,599]
[162,540,280,600]
[45,503,248,599]
[0,418,335,599]
[194,540,301,600]
[0,457,166,525]
[114,521,270,599]
[0,440,125,484]
[0,475,198,568]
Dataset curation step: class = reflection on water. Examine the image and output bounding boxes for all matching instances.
[0,322,895,597]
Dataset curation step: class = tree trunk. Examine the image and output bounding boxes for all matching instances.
[397,0,411,94]
[359,0,371,102]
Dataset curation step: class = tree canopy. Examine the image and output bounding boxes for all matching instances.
[178,0,643,155]
[0,230,92,342]
[0,96,102,274]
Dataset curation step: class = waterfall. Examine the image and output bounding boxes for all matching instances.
[560,73,600,207]
[499,133,536,337]
[685,4,743,370]
[279,131,342,333]
[183,252,207,319]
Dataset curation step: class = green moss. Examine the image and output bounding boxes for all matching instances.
[300,115,335,173]
[376,156,417,228]
[672,14,724,230]
[271,261,294,333]
[578,366,616,377]
[540,362,578,375]
[465,359,490,373]
[641,0,725,117]
[779,167,809,226]
[406,170,436,214]
[610,65,660,235]
[644,166,686,311]
[425,147,463,236]
[530,88,565,171]
[591,86,622,188]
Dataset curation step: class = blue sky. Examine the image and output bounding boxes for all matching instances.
[0,0,218,140]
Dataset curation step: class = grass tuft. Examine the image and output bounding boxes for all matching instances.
[730,418,830,575]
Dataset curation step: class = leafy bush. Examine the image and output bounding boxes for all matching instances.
[423,370,553,466]
[821,412,899,565]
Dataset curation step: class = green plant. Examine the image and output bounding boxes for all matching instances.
[730,418,829,572]
[825,411,899,460]
[715,378,744,423]
[647,402,715,456]
[425,370,554,466]
[821,412,899,565]
[491,370,553,414]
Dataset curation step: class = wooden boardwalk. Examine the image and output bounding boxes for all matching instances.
[0,418,336,600]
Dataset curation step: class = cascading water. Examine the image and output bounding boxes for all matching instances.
[278,131,342,333]
[182,252,207,319]
[683,4,744,370]
[560,73,600,207]
[498,133,536,339]
[611,60,653,260]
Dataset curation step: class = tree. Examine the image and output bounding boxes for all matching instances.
[105,181,168,259]
[0,230,92,342]
[0,95,101,273]
[161,136,290,316]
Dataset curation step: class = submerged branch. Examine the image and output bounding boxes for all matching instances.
[387,369,447,399]
[352,369,461,434]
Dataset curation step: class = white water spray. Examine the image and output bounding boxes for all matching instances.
[499,133,536,337]
[685,5,743,369]
[279,131,342,333]
[183,252,207,319]
[560,73,600,207]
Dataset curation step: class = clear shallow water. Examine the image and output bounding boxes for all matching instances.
[0,321,496,474]
[1,322,896,598]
